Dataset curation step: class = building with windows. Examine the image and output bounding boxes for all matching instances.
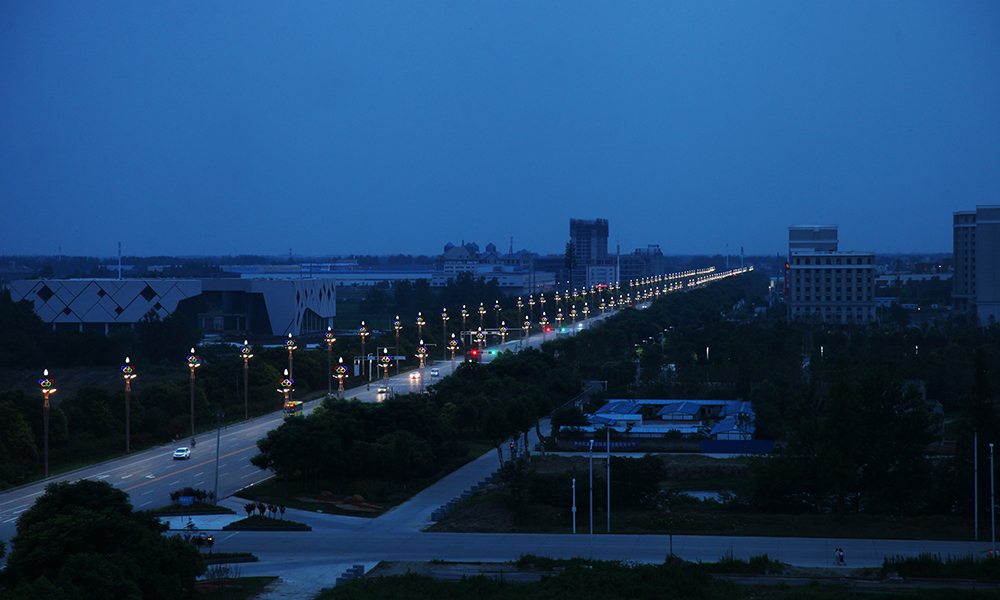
[953,206,1000,323]
[786,226,876,323]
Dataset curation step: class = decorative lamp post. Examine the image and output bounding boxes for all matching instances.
[324,328,336,397]
[516,297,523,331]
[394,317,402,374]
[528,296,535,322]
[278,369,294,408]
[478,302,486,329]
[523,319,531,341]
[380,349,391,382]
[240,341,253,420]
[499,322,508,345]
[448,334,459,362]
[187,349,201,436]
[359,321,369,382]
[571,305,578,324]
[475,327,485,353]
[335,357,347,398]
[540,313,549,342]
[556,310,564,329]
[554,291,561,314]
[461,305,469,333]
[416,312,425,340]
[122,357,136,453]
[539,294,546,318]
[494,300,501,328]
[416,341,428,392]
[441,309,449,360]
[39,370,56,478]
[285,334,297,402]
[583,304,590,321]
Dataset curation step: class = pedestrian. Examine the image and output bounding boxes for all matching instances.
[835,548,845,566]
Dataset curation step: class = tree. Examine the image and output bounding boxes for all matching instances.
[481,405,510,464]
[3,480,205,598]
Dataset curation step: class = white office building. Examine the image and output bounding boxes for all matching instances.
[786,226,876,324]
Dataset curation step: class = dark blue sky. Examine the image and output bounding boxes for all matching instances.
[2,2,997,258]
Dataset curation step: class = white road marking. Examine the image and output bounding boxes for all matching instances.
[142,489,157,496]
[169,480,180,485]
[140,501,152,507]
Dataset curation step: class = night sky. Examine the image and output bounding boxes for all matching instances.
[2,2,997,258]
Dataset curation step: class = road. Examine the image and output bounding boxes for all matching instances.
[3,309,992,598]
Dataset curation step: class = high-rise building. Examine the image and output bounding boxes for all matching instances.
[786,226,876,324]
[953,206,1000,324]
[569,218,617,288]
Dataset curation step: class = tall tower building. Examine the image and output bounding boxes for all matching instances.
[570,218,609,264]
[953,206,1000,324]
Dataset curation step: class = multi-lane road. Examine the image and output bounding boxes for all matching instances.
[1,314,994,596]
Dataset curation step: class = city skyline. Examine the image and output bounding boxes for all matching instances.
[2,2,997,258]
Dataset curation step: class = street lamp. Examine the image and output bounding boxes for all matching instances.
[335,357,347,398]
[448,334,459,362]
[583,304,590,321]
[528,296,535,322]
[523,319,531,341]
[461,305,469,333]
[359,321,369,382]
[499,322,508,346]
[394,317,402,374]
[240,341,253,420]
[380,349,392,382]
[540,312,549,342]
[441,309,449,360]
[285,334,297,402]
[494,300,501,328]
[416,312,425,340]
[39,370,56,478]
[554,291,561,314]
[556,310,564,330]
[478,302,486,329]
[122,357,136,454]
[539,293,546,319]
[475,327,485,354]
[516,297,523,331]
[278,369,294,409]
[571,305,578,324]
[416,341,428,392]
[324,328,336,397]
[187,349,201,436]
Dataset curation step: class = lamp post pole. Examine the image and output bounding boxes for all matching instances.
[187,349,201,436]
[39,370,56,478]
[416,312,425,341]
[240,341,253,420]
[516,298,523,336]
[499,322,508,346]
[324,328,336,397]
[541,313,549,342]
[336,357,347,398]
[461,305,468,335]
[380,349,391,383]
[416,341,428,393]
[278,370,294,409]
[448,334,458,362]
[478,302,486,329]
[494,300,501,329]
[285,334,297,402]
[359,322,369,382]
[394,317,402,374]
[122,357,136,454]
[523,319,531,343]
[589,438,594,558]
[441,309,449,360]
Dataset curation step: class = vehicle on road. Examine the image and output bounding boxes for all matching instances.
[430,368,440,377]
[377,385,388,394]
[409,371,420,380]
[283,400,303,418]
[173,447,191,460]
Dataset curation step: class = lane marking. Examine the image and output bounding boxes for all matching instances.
[124,445,259,492]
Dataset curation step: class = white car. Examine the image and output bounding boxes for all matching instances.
[409,371,420,380]
[173,447,191,460]
[377,385,388,394]
[430,368,440,377]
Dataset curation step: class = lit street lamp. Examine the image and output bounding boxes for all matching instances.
[494,300,501,328]
[416,341,428,392]
[461,305,469,333]
[380,349,392,382]
[475,327,485,354]
[324,328,336,396]
[416,312,425,340]
[39,370,56,478]
[187,349,201,436]
[540,312,549,342]
[359,321,369,381]
[556,310,564,330]
[335,357,347,397]
[278,370,294,408]
[285,334,297,402]
[448,334,459,362]
[571,305,578,324]
[523,319,531,341]
[499,321,508,346]
[478,302,486,329]
[122,357,136,453]
[441,309,449,360]
[516,297,523,331]
[240,341,253,420]
[394,317,402,374]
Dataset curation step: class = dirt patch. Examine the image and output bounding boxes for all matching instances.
[427,496,516,533]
